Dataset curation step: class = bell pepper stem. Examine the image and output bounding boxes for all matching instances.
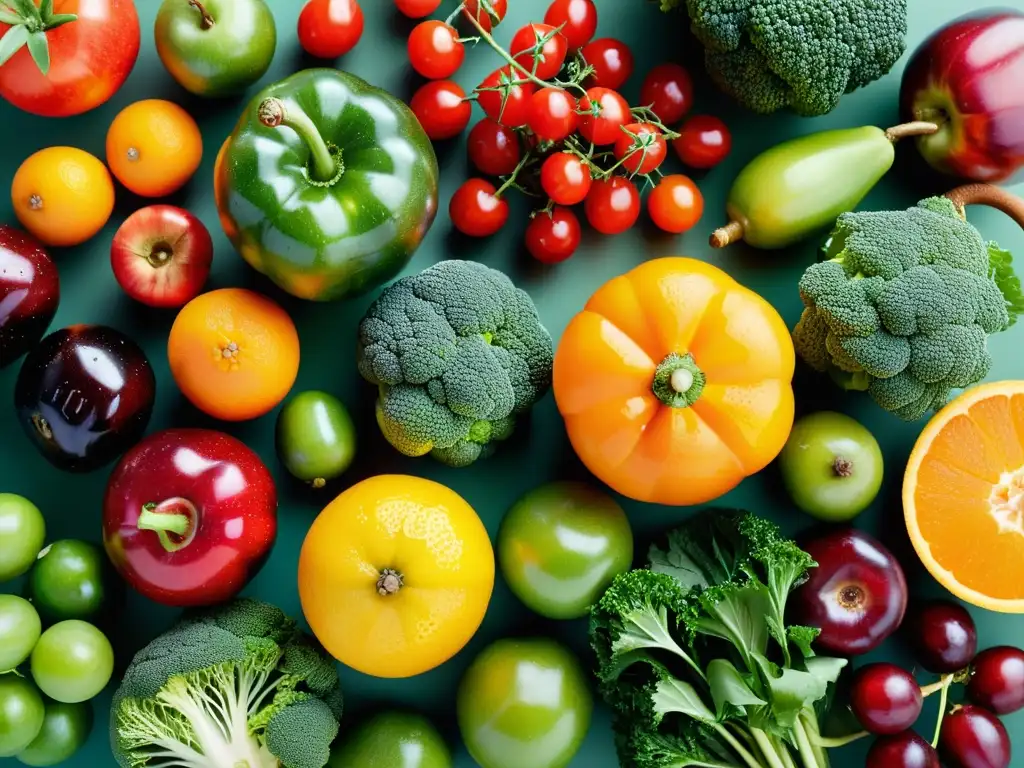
[259,97,340,184]
[884,121,939,142]
[710,220,744,248]
[138,499,197,554]
[945,184,1024,232]
[189,0,215,29]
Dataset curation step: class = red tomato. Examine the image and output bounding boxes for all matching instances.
[674,115,733,169]
[613,123,667,175]
[584,176,640,235]
[526,207,582,264]
[582,38,634,90]
[468,119,521,176]
[577,87,631,145]
[640,63,694,125]
[411,80,472,140]
[476,67,536,127]
[408,20,464,79]
[395,0,441,18]
[648,174,704,233]
[450,179,510,237]
[540,152,592,205]
[510,23,568,81]
[298,0,364,59]
[528,88,578,142]
[0,0,140,117]
[462,0,508,32]
[544,0,597,50]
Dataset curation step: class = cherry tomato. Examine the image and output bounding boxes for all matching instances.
[298,0,364,59]
[648,174,704,234]
[462,0,507,32]
[510,23,568,81]
[408,20,465,79]
[411,80,472,140]
[468,119,521,176]
[528,88,578,142]
[450,179,510,237]
[526,207,582,264]
[477,68,536,127]
[395,0,442,18]
[577,87,631,145]
[585,176,640,235]
[674,115,733,169]
[640,63,694,124]
[544,0,597,50]
[540,152,592,205]
[582,38,634,90]
[613,123,667,175]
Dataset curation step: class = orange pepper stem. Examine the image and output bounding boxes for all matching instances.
[377,568,404,596]
[652,353,705,408]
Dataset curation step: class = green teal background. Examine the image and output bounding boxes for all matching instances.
[2,0,1024,765]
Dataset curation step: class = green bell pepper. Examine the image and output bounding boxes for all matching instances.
[215,69,440,301]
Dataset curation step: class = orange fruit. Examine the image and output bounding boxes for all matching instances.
[167,288,300,421]
[106,99,203,198]
[11,147,115,247]
[904,381,1024,612]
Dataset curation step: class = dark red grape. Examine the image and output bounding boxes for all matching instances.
[939,705,1011,768]
[850,663,924,735]
[967,647,1024,715]
[867,731,940,768]
[909,600,978,673]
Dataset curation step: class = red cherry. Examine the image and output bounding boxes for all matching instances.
[867,732,940,768]
[909,600,978,674]
[967,647,1024,715]
[850,663,923,735]
[939,705,1011,768]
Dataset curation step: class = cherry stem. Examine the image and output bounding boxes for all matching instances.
[945,184,1024,233]
[189,0,215,29]
[711,220,745,248]
[930,674,955,748]
[137,499,197,554]
[884,121,940,142]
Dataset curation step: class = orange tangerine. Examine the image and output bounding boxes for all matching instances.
[106,99,203,198]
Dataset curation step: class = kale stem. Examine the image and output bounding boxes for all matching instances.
[774,735,798,768]
[799,710,829,767]
[793,718,823,768]
[751,729,788,768]
[712,725,762,768]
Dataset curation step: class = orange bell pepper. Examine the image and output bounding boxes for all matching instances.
[553,257,795,506]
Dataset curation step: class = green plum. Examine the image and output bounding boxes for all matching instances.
[276,391,357,488]
[30,621,114,703]
[458,638,592,768]
[15,699,92,766]
[0,493,45,582]
[328,711,452,768]
[778,411,884,522]
[27,540,108,622]
[498,482,633,619]
[0,675,44,757]
[0,595,41,671]
[155,0,277,98]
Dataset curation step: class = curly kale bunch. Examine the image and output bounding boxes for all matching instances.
[793,196,1024,420]
[652,0,907,116]
[358,260,553,467]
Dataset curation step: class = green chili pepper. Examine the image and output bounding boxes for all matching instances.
[215,69,440,301]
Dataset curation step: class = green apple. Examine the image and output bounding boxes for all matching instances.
[155,0,277,98]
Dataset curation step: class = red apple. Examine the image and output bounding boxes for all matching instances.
[111,205,213,308]
[900,9,1024,184]
[0,225,59,369]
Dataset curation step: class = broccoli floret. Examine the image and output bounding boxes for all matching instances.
[111,598,343,768]
[793,196,1022,420]
[652,0,907,115]
[358,260,553,467]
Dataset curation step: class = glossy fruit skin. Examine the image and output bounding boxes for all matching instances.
[910,601,978,673]
[468,119,520,176]
[541,152,592,205]
[412,80,473,140]
[499,482,632,619]
[967,647,1024,715]
[526,207,582,264]
[27,540,109,622]
[327,710,452,768]
[14,699,92,766]
[614,123,667,175]
[276,391,357,487]
[0,227,59,370]
[0,0,140,117]
[477,68,536,127]
[408,21,464,79]
[30,620,113,703]
[544,0,597,50]
[582,38,634,90]
[554,258,795,505]
[155,0,277,97]
[462,0,506,32]
[578,87,630,145]
[850,663,924,735]
[0,495,45,582]
[648,174,704,234]
[0,675,44,757]
[793,529,908,655]
[867,731,940,768]
[528,88,578,142]
[584,176,640,235]
[724,126,894,249]
[458,637,592,768]
[510,23,567,81]
[111,205,213,309]
[298,0,363,59]
[899,10,1024,184]
[218,70,439,301]
[450,179,509,237]
[396,0,441,19]
[675,115,732,169]
[778,411,884,522]
[106,100,203,198]
[939,705,1011,768]
[299,475,494,678]
[641,63,693,124]
[15,325,155,473]
[0,595,41,672]
[103,428,277,607]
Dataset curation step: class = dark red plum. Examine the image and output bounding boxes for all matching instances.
[967,647,1024,715]
[939,705,1011,768]
[14,325,155,473]
[0,226,59,369]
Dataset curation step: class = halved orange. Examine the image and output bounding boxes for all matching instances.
[904,381,1024,613]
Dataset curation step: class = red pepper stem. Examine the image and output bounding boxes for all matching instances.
[138,499,197,554]
[945,184,1024,232]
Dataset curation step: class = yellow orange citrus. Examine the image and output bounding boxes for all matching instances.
[106,99,203,198]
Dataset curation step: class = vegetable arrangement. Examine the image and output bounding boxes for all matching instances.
[1,2,1024,768]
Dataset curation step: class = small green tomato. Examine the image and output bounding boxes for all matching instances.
[276,390,357,488]
[30,621,114,703]
[15,698,92,766]
[0,494,45,582]
[0,595,41,671]
[27,540,109,622]
[328,711,452,768]
[0,675,44,757]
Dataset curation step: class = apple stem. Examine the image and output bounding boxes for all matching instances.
[258,98,343,185]
[710,220,744,248]
[189,0,215,29]
[376,568,404,596]
[946,184,1024,232]
[832,456,853,477]
[884,121,940,143]
[138,498,198,553]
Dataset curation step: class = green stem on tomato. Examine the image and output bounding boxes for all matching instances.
[494,150,535,198]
